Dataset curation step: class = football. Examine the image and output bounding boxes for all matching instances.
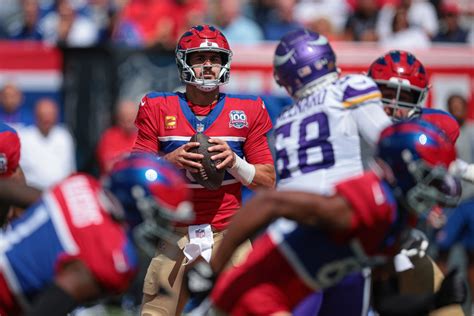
[189,132,225,190]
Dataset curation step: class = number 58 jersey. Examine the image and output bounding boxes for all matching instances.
[274,74,391,194]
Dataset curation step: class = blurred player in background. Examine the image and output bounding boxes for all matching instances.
[368,49,465,316]
[133,24,276,315]
[0,153,194,316]
[186,120,466,315]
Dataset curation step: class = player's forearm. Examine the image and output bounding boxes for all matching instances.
[0,179,41,208]
[246,164,276,189]
[270,191,352,231]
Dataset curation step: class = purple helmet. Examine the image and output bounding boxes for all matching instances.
[273,29,338,98]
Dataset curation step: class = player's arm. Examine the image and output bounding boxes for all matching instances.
[26,260,102,316]
[211,190,351,274]
[352,101,392,147]
[0,176,41,209]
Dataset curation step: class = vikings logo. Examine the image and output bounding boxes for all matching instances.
[229,110,248,129]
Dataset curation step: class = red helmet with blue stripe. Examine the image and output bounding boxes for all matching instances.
[368,50,429,120]
[103,153,193,256]
[176,25,232,91]
[376,119,460,215]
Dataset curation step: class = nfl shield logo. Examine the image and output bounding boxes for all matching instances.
[0,153,7,174]
[195,228,205,238]
[196,123,205,132]
[229,110,248,129]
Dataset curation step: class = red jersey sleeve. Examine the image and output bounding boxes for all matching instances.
[133,95,160,153]
[335,172,398,254]
[243,98,274,164]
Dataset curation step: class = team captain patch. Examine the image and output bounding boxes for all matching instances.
[229,110,248,129]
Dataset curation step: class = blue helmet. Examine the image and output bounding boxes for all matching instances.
[273,28,338,99]
[376,120,460,215]
[103,153,193,256]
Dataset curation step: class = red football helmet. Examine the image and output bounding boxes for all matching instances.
[175,25,232,91]
[368,50,429,120]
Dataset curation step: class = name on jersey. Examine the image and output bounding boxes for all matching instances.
[229,110,248,129]
[62,177,104,228]
[278,90,327,121]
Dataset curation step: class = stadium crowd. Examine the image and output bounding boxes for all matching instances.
[0,1,474,316]
[0,0,473,48]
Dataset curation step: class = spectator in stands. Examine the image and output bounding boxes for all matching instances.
[293,0,350,36]
[262,0,303,40]
[376,0,439,40]
[213,0,264,45]
[379,6,431,48]
[447,94,474,199]
[0,82,33,128]
[19,98,76,190]
[39,0,99,47]
[96,100,138,175]
[344,0,380,41]
[10,0,43,40]
[433,2,469,43]
[115,0,206,49]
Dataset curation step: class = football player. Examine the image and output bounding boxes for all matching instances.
[0,153,194,316]
[269,28,391,315]
[367,50,474,183]
[186,120,466,315]
[368,50,465,316]
[133,24,275,315]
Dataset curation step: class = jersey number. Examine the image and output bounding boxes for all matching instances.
[275,112,335,180]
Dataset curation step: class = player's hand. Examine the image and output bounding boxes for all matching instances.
[208,138,236,170]
[164,143,203,173]
[434,268,467,308]
[185,261,216,303]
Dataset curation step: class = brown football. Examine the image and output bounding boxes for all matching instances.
[189,133,225,190]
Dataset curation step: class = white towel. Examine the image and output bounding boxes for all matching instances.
[183,224,214,264]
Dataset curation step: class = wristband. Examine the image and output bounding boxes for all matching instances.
[228,154,255,186]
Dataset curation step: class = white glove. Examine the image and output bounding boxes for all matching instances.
[449,159,474,183]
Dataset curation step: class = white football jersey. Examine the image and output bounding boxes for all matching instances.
[274,74,391,194]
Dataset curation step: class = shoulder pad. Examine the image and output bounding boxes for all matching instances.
[337,74,381,108]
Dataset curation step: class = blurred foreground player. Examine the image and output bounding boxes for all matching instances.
[186,120,466,316]
[0,153,193,316]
